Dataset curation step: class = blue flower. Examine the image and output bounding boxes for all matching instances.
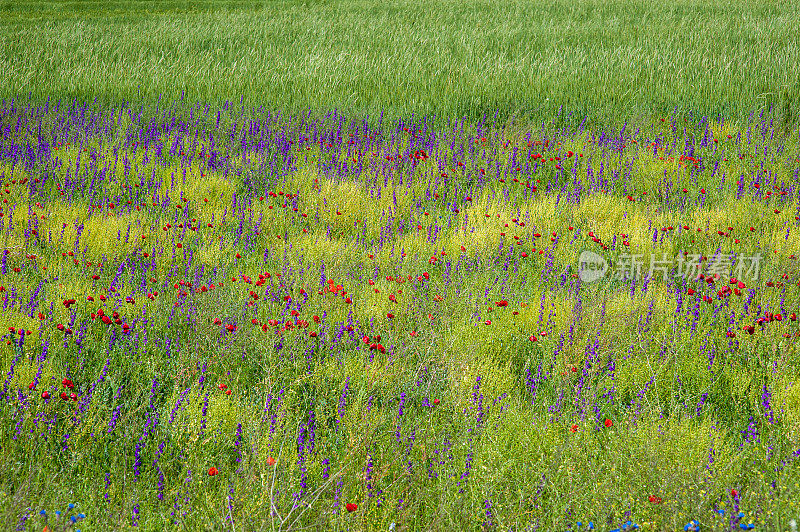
[39,510,47,516]
[68,503,75,510]
[739,525,754,530]
[683,520,700,531]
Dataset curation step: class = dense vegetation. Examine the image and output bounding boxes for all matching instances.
[1,1,800,531]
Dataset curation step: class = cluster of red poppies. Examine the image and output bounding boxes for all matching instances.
[91,308,130,332]
[740,311,798,337]
[362,334,386,354]
[320,279,352,304]
[35,378,78,401]
[59,378,78,401]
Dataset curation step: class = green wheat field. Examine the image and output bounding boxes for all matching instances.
[1,1,800,530]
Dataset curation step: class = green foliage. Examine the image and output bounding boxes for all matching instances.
[2,0,799,132]
[1,2,800,529]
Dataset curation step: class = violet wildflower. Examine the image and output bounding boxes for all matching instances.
[762,383,775,424]
[695,392,708,417]
[322,457,330,479]
[337,376,350,427]
[234,423,243,464]
[157,466,165,501]
[396,392,406,442]
[364,453,375,498]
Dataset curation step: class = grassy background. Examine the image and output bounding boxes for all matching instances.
[2,0,800,132]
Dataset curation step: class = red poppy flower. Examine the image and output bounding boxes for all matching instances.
[604,419,613,428]
[60,392,68,401]
[208,467,219,476]
[433,399,440,405]
[266,457,276,466]
[346,503,358,513]
[731,489,738,498]
[570,424,578,433]
[387,313,394,319]
[41,391,50,399]
[687,288,695,295]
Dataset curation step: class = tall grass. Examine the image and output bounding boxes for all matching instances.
[2,0,800,132]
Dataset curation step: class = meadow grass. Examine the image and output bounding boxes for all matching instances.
[0,95,798,531]
[1,0,800,133]
[1,1,800,531]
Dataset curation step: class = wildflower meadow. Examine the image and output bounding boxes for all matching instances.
[1,0,800,530]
